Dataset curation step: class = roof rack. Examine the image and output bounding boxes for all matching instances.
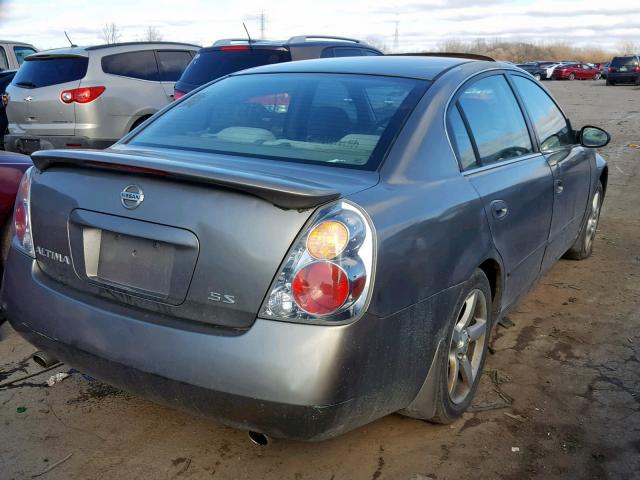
[390,52,496,62]
[286,35,362,44]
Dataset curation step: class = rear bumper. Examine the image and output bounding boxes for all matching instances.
[4,134,114,154]
[607,72,639,83]
[2,248,457,440]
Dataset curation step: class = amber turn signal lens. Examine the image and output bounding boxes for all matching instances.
[306,221,349,259]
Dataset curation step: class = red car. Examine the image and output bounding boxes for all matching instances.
[552,63,601,80]
[0,150,31,274]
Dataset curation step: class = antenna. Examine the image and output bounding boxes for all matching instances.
[64,31,77,48]
[242,22,253,47]
[259,10,266,39]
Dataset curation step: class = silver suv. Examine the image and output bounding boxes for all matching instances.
[4,42,199,153]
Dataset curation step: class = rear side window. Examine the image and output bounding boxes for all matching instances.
[129,73,427,170]
[447,107,477,171]
[511,76,573,152]
[0,47,8,70]
[458,75,533,165]
[12,57,88,88]
[13,46,37,65]
[102,51,159,81]
[178,49,291,87]
[156,50,193,81]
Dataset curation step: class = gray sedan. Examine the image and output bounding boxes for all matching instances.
[3,56,609,442]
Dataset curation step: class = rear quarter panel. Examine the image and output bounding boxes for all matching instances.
[0,151,31,220]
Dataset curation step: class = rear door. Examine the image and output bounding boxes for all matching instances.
[155,50,194,101]
[510,74,591,270]
[449,73,554,309]
[6,55,88,136]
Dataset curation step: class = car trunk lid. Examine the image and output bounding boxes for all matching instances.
[29,147,379,329]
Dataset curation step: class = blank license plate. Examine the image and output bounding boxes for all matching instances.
[97,231,174,296]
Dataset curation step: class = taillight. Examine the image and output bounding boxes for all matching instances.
[13,167,35,258]
[608,67,613,73]
[260,200,375,322]
[635,66,640,72]
[1,93,8,107]
[60,86,105,104]
[173,90,186,101]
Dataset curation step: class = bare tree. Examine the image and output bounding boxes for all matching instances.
[101,23,122,44]
[365,35,390,54]
[143,26,163,42]
[617,39,639,55]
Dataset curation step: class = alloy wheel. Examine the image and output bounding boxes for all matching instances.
[585,190,601,252]
[447,289,488,404]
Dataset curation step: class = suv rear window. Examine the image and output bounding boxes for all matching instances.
[129,73,427,170]
[178,48,291,88]
[12,56,88,88]
[612,56,638,67]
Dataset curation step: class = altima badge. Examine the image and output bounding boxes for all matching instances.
[120,185,144,209]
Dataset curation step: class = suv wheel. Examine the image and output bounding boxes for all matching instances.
[429,269,492,423]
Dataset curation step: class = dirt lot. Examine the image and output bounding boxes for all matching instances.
[1,79,639,480]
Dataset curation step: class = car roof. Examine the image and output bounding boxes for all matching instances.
[233,55,480,81]
[27,42,200,59]
[0,40,35,46]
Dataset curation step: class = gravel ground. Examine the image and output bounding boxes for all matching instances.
[1,79,639,480]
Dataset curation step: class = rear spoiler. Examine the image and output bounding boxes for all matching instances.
[31,149,341,210]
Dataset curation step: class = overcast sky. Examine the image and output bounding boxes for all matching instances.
[1,0,638,52]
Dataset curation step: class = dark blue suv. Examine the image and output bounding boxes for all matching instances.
[174,35,382,99]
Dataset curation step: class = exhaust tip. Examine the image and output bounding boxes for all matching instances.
[248,431,270,446]
[32,351,59,369]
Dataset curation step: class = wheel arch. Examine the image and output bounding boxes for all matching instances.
[599,165,608,198]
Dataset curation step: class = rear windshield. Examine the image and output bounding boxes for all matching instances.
[12,56,88,88]
[129,73,427,170]
[178,48,291,88]
[612,56,638,67]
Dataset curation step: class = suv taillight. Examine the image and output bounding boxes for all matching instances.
[635,66,640,72]
[60,86,106,104]
[1,93,8,107]
[260,200,376,322]
[13,167,35,258]
[173,90,186,101]
[608,67,613,73]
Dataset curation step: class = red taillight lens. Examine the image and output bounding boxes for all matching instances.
[221,45,250,51]
[635,66,640,72]
[173,90,186,100]
[1,93,8,106]
[608,67,613,73]
[292,262,350,315]
[13,167,35,257]
[60,86,106,104]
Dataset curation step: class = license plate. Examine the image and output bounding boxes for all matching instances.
[620,66,628,72]
[97,230,175,296]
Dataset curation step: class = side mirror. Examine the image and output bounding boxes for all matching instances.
[580,126,611,148]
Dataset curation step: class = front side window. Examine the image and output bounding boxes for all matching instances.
[458,75,533,165]
[129,73,427,170]
[512,75,573,152]
[156,50,193,82]
[102,51,159,81]
[13,46,37,65]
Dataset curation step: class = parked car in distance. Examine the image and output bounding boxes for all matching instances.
[598,62,611,79]
[0,41,37,70]
[3,56,610,441]
[606,55,640,85]
[0,70,17,149]
[552,63,601,80]
[3,42,199,154]
[174,35,382,99]
[515,62,548,80]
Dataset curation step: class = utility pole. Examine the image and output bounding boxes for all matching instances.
[393,20,399,52]
[259,11,266,39]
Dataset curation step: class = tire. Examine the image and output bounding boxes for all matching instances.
[593,73,601,80]
[568,73,575,81]
[429,269,493,424]
[0,218,11,326]
[534,73,541,81]
[564,181,603,260]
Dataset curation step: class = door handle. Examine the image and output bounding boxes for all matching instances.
[555,179,564,194]
[490,200,509,220]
